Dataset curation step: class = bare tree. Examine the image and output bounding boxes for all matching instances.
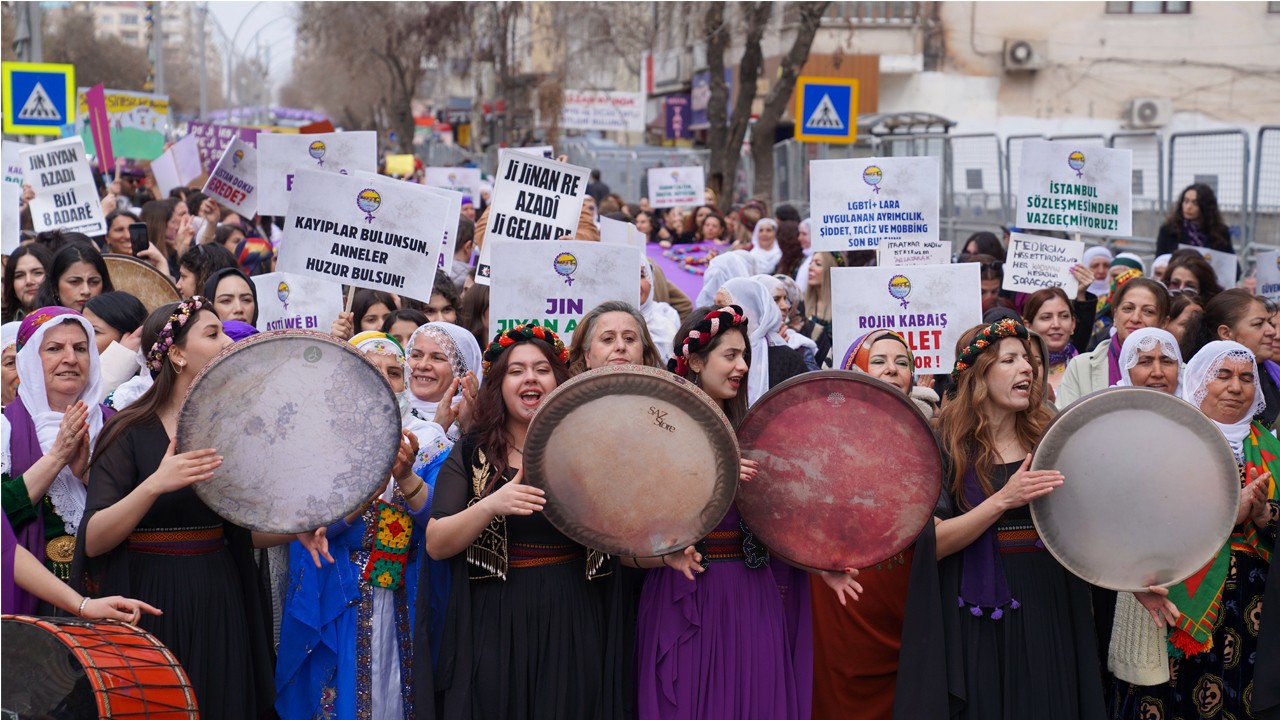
[705,2,771,212]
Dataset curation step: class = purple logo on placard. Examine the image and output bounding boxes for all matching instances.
[887,274,911,309]
[357,188,381,222]
[309,140,327,166]
[1068,150,1085,178]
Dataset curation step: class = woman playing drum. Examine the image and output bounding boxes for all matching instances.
[421,324,611,718]
[1,307,109,611]
[73,298,332,719]
[1111,341,1278,720]
[933,318,1107,719]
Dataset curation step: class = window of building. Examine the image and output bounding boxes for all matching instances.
[1193,174,1219,193]
[120,30,139,42]
[822,1,921,24]
[1269,1,1280,11]
[965,169,984,191]
[1131,170,1145,197]
[120,14,139,25]
[1105,2,1191,14]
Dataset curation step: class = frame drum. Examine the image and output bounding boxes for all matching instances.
[736,371,943,571]
[103,254,181,314]
[523,365,739,557]
[1030,387,1239,591]
[176,330,402,534]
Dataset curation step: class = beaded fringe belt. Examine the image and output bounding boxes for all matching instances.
[700,530,746,564]
[127,526,226,556]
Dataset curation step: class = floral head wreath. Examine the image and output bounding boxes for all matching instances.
[950,318,1029,380]
[668,305,748,376]
[482,324,569,374]
[146,296,208,374]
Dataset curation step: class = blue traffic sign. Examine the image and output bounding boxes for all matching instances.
[794,76,858,144]
[3,62,76,136]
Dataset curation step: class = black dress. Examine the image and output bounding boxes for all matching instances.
[417,440,608,719]
[72,419,276,719]
[934,459,1107,719]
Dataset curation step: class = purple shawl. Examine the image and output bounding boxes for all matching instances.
[2,514,16,614]
[957,466,1020,618]
[1107,336,1123,387]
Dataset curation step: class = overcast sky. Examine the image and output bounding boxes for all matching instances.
[205,1,297,101]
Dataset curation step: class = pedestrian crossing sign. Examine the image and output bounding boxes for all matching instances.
[794,76,858,144]
[3,62,76,136]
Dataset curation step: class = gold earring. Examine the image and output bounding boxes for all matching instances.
[172,359,185,375]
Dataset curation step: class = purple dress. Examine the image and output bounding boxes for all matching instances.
[2,514,17,614]
[635,504,802,719]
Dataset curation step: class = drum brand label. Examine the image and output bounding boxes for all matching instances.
[649,406,676,433]
[303,346,323,364]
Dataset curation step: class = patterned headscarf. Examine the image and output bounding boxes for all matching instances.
[842,329,914,376]
[482,324,569,374]
[668,305,748,377]
[951,318,1030,380]
[350,330,405,362]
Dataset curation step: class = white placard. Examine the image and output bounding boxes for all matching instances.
[599,216,645,249]
[476,151,590,284]
[200,138,258,218]
[810,156,940,252]
[1256,249,1280,302]
[878,238,951,267]
[250,271,344,332]
[647,166,705,208]
[1016,140,1132,237]
[20,137,107,236]
[277,169,448,297]
[414,183,464,277]
[1002,232,1084,296]
[488,240,642,346]
[512,145,554,159]
[151,134,202,197]
[561,90,646,133]
[831,263,982,374]
[1179,244,1239,287]
[257,132,377,215]
[3,141,29,253]
[423,166,482,203]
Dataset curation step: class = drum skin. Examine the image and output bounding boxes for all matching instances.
[103,254,181,314]
[2,614,199,718]
[736,371,943,572]
[1030,387,1239,591]
[176,330,401,534]
[523,365,739,558]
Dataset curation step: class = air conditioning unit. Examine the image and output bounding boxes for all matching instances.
[1127,97,1174,129]
[1003,39,1044,72]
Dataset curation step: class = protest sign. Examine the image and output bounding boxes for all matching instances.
[150,133,202,197]
[599,216,645,249]
[475,151,590,285]
[257,131,377,215]
[879,237,951,267]
[647,166,705,208]
[83,84,113,173]
[513,145,554,159]
[410,182,463,275]
[1016,140,1132,237]
[277,169,447,297]
[423,166,482,202]
[20,137,106,236]
[1179,244,1239,287]
[810,156,940,253]
[561,90,645,133]
[201,138,258,218]
[251,271,344,332]
[1256,249,1280,302]
[831,263,982,374]
[76,88,169,160]
[488,240,642,346]
[3,141,28,253]
[1002,232,1084,296]
[385,154,416,177]
[188,121,260,173]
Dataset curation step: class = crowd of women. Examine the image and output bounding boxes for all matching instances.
[1,171,1277,720]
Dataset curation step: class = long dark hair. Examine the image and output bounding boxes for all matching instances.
[4,243,53,316]
[381,308,428,335]
[672,306,750,428]
[963,231,1006,262]
[1164,183,1231,252]
[140,199,176,258]
[470,338,572,488]
[351,289,398,329]
[1162,250,1224,303]
[180,243,238,296]
[35,242,114,308]
[85,291,147,335]
[774,220,804,278]
[1195,288,1263,358]
[459,282,489,349]
[92,303,210,465]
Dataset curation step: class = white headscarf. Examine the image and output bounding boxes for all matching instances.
[696,250,757,308]
[1151,253,1172,279]
[640,257,679,362]
[795,218,814,294]
[1083,245,1114,297]
[722,277,783,406]
[404,321,484,423]
[748,218,782,275]
[1115,327,1182,389]
[12,313,105,536]
[1,322,18,355]
[757,275,818,355]
[1179,340,1265,459]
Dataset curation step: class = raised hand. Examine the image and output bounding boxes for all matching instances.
[480,467,546,517]
[1238,467,1271,527]
[995,454,1063,510]
[143,437,222,495]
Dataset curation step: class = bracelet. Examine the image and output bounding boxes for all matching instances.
[404,479,427,501]
[77,596,90,617]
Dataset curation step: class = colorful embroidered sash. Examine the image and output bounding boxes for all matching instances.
[128,526,225,555]
[362,500,413,591]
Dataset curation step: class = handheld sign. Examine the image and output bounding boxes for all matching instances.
[150,133,202,197]
[83,84,114,173]
[76,88,169,161]
[201,138,258,218]
[810,156,939,253]
[1016,140,1132,237]
[1256,249,1280,302]
[647,166,705,209]
[1178,244,1238,287]
[188,121,260,174]
[475,151,590,285]
[599,216,645,249]
[277,169,447,297]
[20,137,106,236]
[409,181,463,275]
[1003,232,1085,297]
[385,154,416,177]
[488,240,642,346]
[257,131,377,216]
[3,141,29,254]
[250,271,345,333]
[423,166,482,202]
[879,237,951,268]
[830,263,982,374]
